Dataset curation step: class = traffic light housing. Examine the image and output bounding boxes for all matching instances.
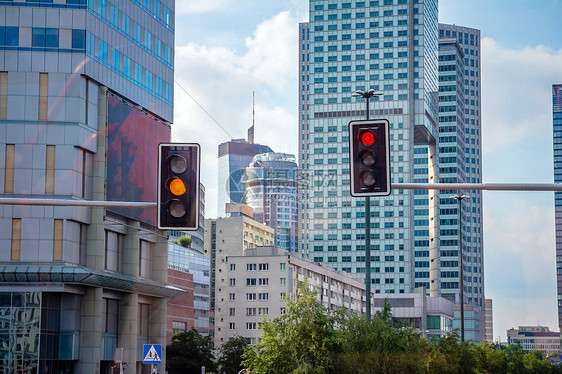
[349,119,391,196]
[158,143,200,230]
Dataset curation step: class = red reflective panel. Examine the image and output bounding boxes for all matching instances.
[360,131,375,146]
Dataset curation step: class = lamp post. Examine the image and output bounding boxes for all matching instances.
[451,193,467,342]
[352,89,383,321]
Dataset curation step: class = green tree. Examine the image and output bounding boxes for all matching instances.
[243,280,342,374]
[173,235,192,248]
[218,336,248,374]
[166,329,216,374]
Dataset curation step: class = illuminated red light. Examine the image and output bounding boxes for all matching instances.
[360,131,375,146]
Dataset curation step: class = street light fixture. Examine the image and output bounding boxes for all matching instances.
[352,89,383,321]
[451,193,467,342]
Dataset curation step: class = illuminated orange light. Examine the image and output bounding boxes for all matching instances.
[169,178,186,196]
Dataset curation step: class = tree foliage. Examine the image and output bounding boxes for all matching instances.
[172,235,192,248]
[240,281,562,374]
[166,329,216,374]
[218,336,248,374]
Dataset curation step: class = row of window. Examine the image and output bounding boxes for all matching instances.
[86,32,172,103]
[313,0,408,11]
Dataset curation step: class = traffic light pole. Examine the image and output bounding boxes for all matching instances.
[364,96,372,321]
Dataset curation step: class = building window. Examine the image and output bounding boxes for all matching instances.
[45,145,55,194]
[230,264,236,271]
[246,278,256,286]
[258,263,269,271]
[53,219,63,261]
[139,239,152,278]
[103,298,119,334]
[105,230,122,271]
[0,27,18,47]
[246,322,256,330]
[258,278,268,286]
[280,263,286,271]
[72,29,85,49]
[229,293,235,301]
[32,28,59,48]
[4,144,14,193]
[258,293,268,301]
[247,264,257,271]
[246,293,256,301]
[229,308,235,316]
[258,308,268,315]
[11,218,21,260]
[172,321,187,335]
[39,73,48,121]
[138,303,149,337]
[229,278,236,286]
[246,308,256,316]
[229,323,235,330]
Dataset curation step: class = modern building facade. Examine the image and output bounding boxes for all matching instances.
[168,242,212,337]
[203,215,275,347]
[507,326,560,355]
[217,138,272,218]
[372,289,454,339]
[553,83,562,348]
[298,0,439,292]
[244,152,299,252]
[438,24,484,342]
[0,1,177,373]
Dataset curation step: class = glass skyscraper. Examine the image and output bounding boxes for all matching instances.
[244,152,299,252]
[217,139,272,218]
[299,0,439,293]
[298,1,485,340]
[436,24,484,342]
[553,84,562,342]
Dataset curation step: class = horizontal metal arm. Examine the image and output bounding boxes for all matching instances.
[0,198,157,207]
[1,183,561,208]
[392,183,562,191]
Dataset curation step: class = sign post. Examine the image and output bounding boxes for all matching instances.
[143,344,162,373]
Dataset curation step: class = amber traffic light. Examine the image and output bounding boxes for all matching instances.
[158,143,200,230]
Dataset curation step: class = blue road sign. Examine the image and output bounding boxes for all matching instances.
[143,344,162,364]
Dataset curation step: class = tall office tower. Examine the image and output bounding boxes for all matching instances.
[0,1,177,373]
[438,24,484,342]
[553,83,562,346]
[298,0,439,293]
[217,136,273,218]
[244,152,299,252]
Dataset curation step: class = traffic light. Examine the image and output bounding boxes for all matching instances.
[158,143,200,230]
[349,119,391,196]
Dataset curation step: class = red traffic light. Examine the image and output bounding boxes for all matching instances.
[359,130,375,146]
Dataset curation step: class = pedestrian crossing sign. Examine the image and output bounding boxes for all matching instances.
[143,344,162,364]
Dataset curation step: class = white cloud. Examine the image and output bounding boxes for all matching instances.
[483,195,557,340]
[172,10,299,218]
[482,38,562,154]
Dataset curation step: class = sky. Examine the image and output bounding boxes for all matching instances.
[171,0,562,341]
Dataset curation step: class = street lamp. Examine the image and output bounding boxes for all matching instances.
[450,193,467,342]
[352,89,383,321]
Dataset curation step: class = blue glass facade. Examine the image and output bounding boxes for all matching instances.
[553,84,562,338]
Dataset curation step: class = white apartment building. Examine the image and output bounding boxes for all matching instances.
[215,246,365,346]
